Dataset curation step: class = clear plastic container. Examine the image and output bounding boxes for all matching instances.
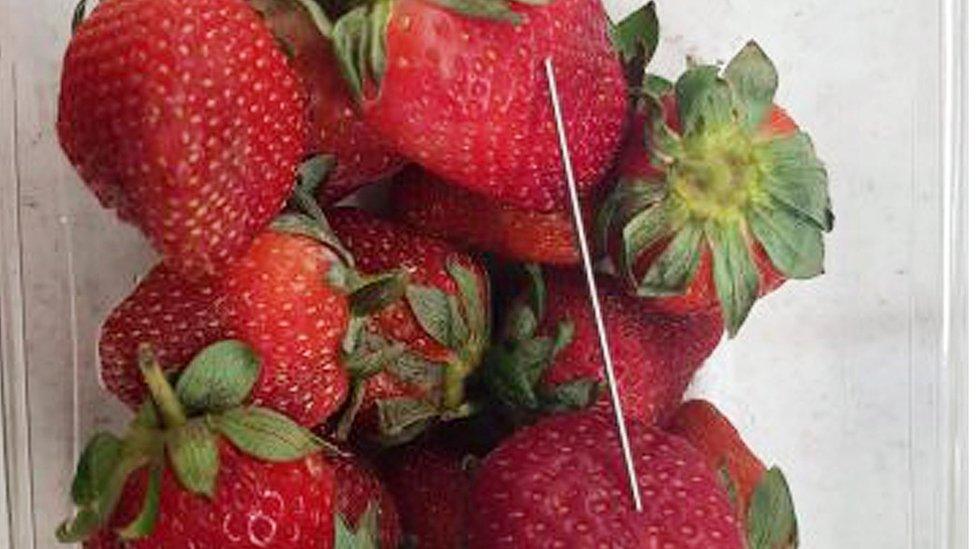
[0,0,967,547]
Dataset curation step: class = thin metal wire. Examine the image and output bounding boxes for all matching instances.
[543,57,644,512]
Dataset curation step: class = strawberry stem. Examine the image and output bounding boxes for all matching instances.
[137,344,187,429]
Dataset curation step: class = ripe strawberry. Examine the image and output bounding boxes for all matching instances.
[330,0,628,212]
[669,400,799,548]
[333,454,402,548]
[59,0,306,277]
[381,445,470,549]
[391,166,587,265]
[469,410,744,548]
[253,0,405,203]
[61,347,335,546]
[328,208,490,444]
[486,267,723,425]
[600,42,833,334]
[99,229,350,427]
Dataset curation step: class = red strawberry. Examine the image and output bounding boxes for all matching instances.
[331,0,628,212]
[469,410,744,548]
[486,267,723,425]
[391,166,588,265]
[328,208,491,443]
[669,400,799,548]
[62,347,335,547]
[333,454,402,548]
[381,445,470,549]
[99,229,350,427]
[253,0,405,203]
[601,42,832,334]
[59,0,306,277]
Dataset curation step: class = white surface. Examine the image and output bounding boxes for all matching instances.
[0,0,957,547]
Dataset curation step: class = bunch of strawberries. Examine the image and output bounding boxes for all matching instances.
[55,0,831,546]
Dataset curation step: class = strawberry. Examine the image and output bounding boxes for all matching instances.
[328,208,491,444]
[329,0,628,212]
[469,410,744,548]
[381,445,470,549]
[59,0,306,277]
[99,227,351,427]
[333,454,402,548]
[253,0,406,203]
[391,166,587,265]
[600,42,833,334]
[486,266,723,425]
[61,346,335,546]
[669,400,799,548]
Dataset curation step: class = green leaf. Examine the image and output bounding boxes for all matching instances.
[115,459,162,540]
[638,224,704,296]
[166,421,219,497]
[335,504,381,549]
[295,0,335,40]
[406,285,455,348]
[748,467,799,549]
[539,379,599,412]
[213,407,324,462]
[505,303,538,342]
[643,74,674,99]
[609,1,659,87]
[345,342,406,379]
[375,398,439,438]
[620,199,670,288]
[175,340,260,414]
[387,352,445,391]
[448,258,487,339]
[484,346,541,411]
[427,0,522,23]
[706,222,760,336]
[71,0,87,33]
[551,320,575,355]
[718,462,740,511]
[70,433,123,506]
[297,155,337,197]
[748,203,825,279]
[333,3,392,99]
[349,270,409,317]
[724,41,778,131]
[675,65,735,135]
[271,213,332,246]
[342,315,367,354]
[759,133,832,231]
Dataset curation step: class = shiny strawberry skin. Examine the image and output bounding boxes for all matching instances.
[469,411,743,548]
[99,442,334,548]
[58,0,306,277]
[219,231,350,427]
[365,0,627,212]
[391,166,585,265]
[537,271,723,424]
[669,400,766,520]
[333,454,402,548]
[257,1,404,203]
[381,445,469,549]
[99,232,350,427]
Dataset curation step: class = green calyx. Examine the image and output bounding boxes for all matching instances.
[747,466,799,549]
[57,342,328,543]
[338,257,489,444]
[609,1,659,89]
[484,265,599,420]
[335,504,380,549]
[603,41,833,335]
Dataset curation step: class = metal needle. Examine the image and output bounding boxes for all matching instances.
[543,57,644,512]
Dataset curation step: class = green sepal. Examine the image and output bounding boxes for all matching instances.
[405,285,456,348]
[132,401,160,429]
[522,263,546,319]
[271,211,355,271]
[212,407,325,462]
[427,0,523,23]
[717,462,740,511]
[747,467,799,549]
[345,341,407,379]
[757,132,832,231]
[280,156,356,267]
[747,203,825,279]
[620,196,670,290]
[70,0,87,33]
[375,398,440,440]
[70,433,122,506]
[332,3,392,100]
[296,155,337,198]
[706,222,760,336]
[675,65,735,136]
[538,379,599,412]
[166,421,219,497]
[335,379,367,441]
[609,1,658,88]
[637,224,704,296]
[115,459,162,540]
[505,303,539,342]
[643,74,674,99]
[551,320,574,354]
[335,504,380,549]
[386,352,444,392]
[447,258,488,344]
[349,270,409,317]
[175,340,260,415]
[724,41,778,132]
